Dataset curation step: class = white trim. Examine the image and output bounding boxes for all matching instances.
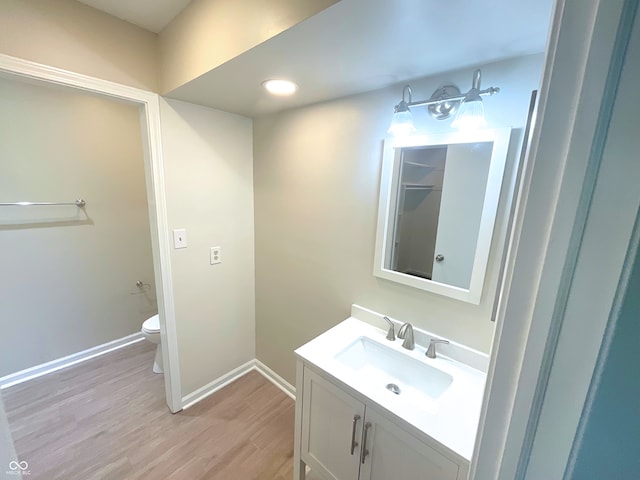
[565,204,640,476]
[181,359,297,410]
[0,333,144,390]
[181,360,255,410]
[471,0,630,478]
[0,54,183,413]
[2,337,298,412]
[373,128,511,304]
[0,54,154,103]
[254,359,297,399]
[141,92,183,414]
[518,2,640,476]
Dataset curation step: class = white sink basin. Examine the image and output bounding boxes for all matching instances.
[335,336,454,404]
[295,315,488,460]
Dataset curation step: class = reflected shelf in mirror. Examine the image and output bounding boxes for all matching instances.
[402,184,442,191]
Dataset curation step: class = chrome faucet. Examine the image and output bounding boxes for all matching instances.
[397,323,415,350]
[383,316,395,341]
[426,338,450,359]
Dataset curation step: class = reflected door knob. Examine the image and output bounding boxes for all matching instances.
[435,254,445,262]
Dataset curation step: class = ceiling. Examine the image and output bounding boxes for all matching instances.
[77,0,192,33]
[167,0,554,117]
[76,0,554,117]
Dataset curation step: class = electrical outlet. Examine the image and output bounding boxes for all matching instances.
[210,246,221,265]
[173,229,187,249]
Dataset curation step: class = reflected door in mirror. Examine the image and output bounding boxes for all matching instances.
[389,143,493,289]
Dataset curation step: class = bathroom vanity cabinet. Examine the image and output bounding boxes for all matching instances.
[295,365,469,480]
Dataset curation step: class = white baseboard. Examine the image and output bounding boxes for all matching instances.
[0,332,144,390]
[253,359,296,400]
[181,359,255,410]
[181,359,296,410]
[2,337,297,410]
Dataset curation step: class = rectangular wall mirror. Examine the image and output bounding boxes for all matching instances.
[373,128,511,303]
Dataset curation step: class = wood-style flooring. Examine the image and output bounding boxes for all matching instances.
[2,341,295,480]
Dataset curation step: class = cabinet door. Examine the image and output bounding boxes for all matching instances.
[360,407,460,480]
[301,368,366,480]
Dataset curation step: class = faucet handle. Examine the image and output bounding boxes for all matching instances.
[426,338,450,359]
[383,316,395,341]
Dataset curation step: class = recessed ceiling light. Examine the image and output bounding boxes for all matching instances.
[262,79,298,96]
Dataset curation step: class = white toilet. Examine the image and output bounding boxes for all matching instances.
[141,314,163,374]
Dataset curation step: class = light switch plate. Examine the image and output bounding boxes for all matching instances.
[173,229,187,249]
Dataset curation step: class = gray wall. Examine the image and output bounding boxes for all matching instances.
[159,98,256,397]
[0,77,156,377]
[253,54,543,384]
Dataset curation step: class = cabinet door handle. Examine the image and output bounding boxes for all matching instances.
[361,422,372,464]
[350,414,361,455]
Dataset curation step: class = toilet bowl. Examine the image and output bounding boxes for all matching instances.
[141,314,163,374]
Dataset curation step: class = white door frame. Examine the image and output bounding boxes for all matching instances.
[520,0,640,477]
[0,54,182,413]
[471,0,633,478]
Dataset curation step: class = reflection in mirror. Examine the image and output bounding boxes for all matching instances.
[374,129,512,304]
[389,142,494,289]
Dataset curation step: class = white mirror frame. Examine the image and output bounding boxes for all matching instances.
[373,127,512,304]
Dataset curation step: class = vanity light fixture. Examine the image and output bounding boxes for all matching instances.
[451,70,489,130]
[262,79,298,96]
[387,69,499,135]
[388,85,417,137]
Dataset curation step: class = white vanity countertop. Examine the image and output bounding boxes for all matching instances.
[295,317,487,462]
